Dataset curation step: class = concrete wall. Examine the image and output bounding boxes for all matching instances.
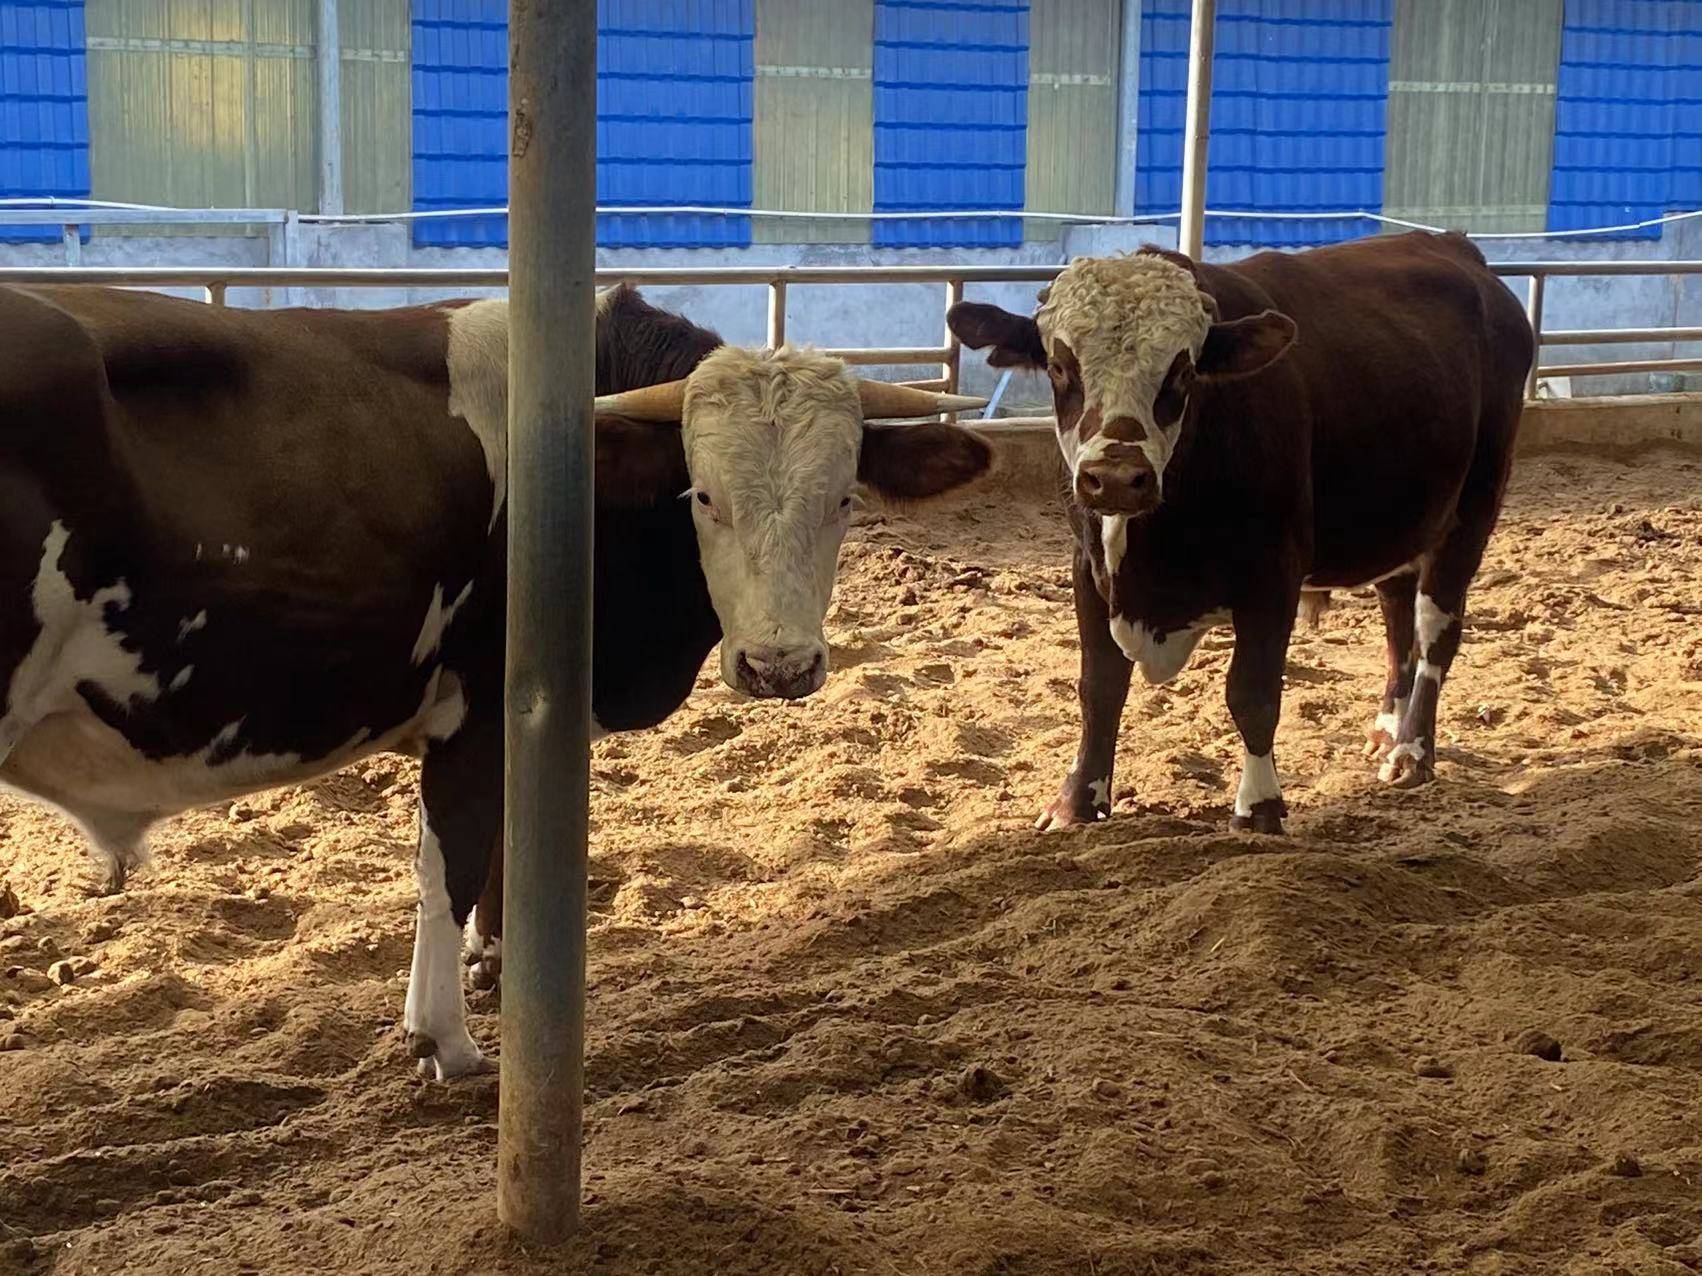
[3,215,1696,410]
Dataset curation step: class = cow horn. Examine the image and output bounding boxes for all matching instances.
[857,380,987,420]
[593,379,688,422]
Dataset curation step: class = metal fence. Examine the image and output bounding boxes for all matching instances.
[0,259,1697,402]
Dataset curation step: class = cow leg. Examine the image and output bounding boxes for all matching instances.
[463,845,503,991]
[77,809,153,896]
[1228,599,1296,835]
[405,694,500,1081]
[1363,572,1418,763]
[1381,530,1492,788]
[1038,542,1133,830]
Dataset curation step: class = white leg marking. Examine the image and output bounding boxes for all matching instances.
[404,801,485,1080]
[1100,514,1128,578]
[1415,659,1443,683]
[1374,707,1403,741]
[1233,751,1281,818]
[1086,777,1110,810]
[1415,592,1454,656]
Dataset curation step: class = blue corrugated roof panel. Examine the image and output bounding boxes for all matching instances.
[1548,0,1701,240]
[0,0,88,243]
[412,0,754,249]
[1136,0,1391,248]
[872,0,1029,247]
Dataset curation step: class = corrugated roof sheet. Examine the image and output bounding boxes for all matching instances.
[1136,0,1392,247]
[1548,0,1701,240]
[0,0,89,243]
[412,0,753,248]
[872,0,1029,247]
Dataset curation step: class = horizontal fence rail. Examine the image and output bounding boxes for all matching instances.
[0,261,1696,402]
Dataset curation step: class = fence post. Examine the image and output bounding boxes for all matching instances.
[1178,0,1217,258]
[204,283,229,306]
[316,0,345,218]
[767,279,787,349]
[1525,273,1546,399]
[943,278,964,421]
[497,0,596,1246]
[61,224,79,266]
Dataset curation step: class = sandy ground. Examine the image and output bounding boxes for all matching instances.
[2,446,1701,1276]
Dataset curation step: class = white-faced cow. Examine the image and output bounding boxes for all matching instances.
[0,281,989,1079]
[948,231,1532,835]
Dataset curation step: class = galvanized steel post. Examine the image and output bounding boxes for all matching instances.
[316,0,344,217]
[1524,273,1546,400]
[1178,0,1216,259]
[497,0,596,1245]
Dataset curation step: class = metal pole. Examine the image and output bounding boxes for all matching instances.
[1177,0,1216,258]
[1525,273,1545,399]
[767,279,787,348]
[1113,0,1143,220]
[316,0,344,217]
[943,278,964,421]
[498,0,595,1245]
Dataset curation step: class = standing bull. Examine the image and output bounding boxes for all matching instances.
[948,231,1532,833]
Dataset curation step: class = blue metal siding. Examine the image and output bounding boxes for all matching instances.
[412,0,753,249]
[872,0,1029,247]
[1136,0,1391,247]
[0,0,88,243]
[1548,0,1701,239]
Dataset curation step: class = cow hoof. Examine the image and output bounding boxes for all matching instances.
[1230,800,1286,835]
[1378,746,1434,788]
[408,1029,489,1082]
[1362,729,1395,763]
[1035,803,1107,833]
[470,959,500,992]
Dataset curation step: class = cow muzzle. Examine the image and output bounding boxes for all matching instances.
[1074,443,1159,515]
[727,641,829,700]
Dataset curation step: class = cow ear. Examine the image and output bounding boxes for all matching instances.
[947,301,1047,371]
[1196,309,1297,383]
[858,422,993,501]
[594,414,687,509]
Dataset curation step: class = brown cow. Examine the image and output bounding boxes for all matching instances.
[0,281,989,1079]
[948,231,1532,834]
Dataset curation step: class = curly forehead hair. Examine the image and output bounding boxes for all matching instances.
[1037,254,1212,374]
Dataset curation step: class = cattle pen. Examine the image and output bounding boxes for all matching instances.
[4,0,1702,1269]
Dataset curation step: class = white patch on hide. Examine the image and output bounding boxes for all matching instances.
[0,521,161,766]
[445,299,512,531]
[169,666,194,692]
[1416,659,1443,683]
[405,800,485,1081]
[1086,777,1110,809]
[411,581,475,666]
[1233,750,1281,818]
[177,610,208,643]
[1100,514,1128,577]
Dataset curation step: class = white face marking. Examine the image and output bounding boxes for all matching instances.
[1086,777,1111,809]
[1234,750,1281,817]
[1100,514,1128,578]
[444,299,511,531]
[682,348,860,693]
[411,581,476,667]
[1039,256,1208,492]
[177,610,208,643]
[1415,592,1454,658]
[404,800,485,1081]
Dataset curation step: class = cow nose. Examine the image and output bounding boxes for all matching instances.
[733,644,827,700]
[1075,458,1158,514]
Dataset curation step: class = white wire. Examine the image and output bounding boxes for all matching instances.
[9,196,1701,241]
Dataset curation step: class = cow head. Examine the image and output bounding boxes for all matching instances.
[948,252,1295,516]
[597,350,990,699]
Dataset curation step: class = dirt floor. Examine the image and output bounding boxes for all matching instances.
[2,445,1701,1275]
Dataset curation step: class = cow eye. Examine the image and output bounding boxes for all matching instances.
[695,490,712,507]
